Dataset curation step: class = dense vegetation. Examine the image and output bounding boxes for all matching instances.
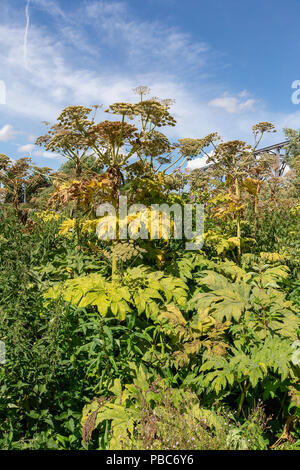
[0,87,299,450]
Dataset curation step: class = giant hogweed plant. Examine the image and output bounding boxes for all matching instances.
[1,90,300,449]
[156,253,300,415]
[44,251,300,423]
[183,256,300,415]
[44,265,188,322]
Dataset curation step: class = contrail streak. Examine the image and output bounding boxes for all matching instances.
[24,0,31,68]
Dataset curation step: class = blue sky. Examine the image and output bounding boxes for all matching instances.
[0,0,299,170]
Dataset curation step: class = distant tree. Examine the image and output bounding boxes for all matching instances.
[0,155,51,221]
[284,127,300,165]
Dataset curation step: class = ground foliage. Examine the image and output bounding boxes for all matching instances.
[0,89,300,450]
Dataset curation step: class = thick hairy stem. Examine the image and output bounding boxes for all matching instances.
[237,381,249,417]
[106,165,124,205]
[253,183,261,235]
[111,254,117,280]
[163,154,185,174]
[75,217,81,247]
[237,390,245,417]
[235,178,241,261]
[75,158,82,177]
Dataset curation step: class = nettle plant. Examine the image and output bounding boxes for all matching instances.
[81,364,233,450]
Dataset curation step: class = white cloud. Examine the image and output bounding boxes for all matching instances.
[32,150,63,160]
[239,99,256,112]
[17,143,35,153]
[209,93,256,114]
[186,156,209,171]
[0,124,17,142]
[186,150,215,171]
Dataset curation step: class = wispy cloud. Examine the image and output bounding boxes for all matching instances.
[0,0,299,169]
[32,0,67,20]
[82,0,210,80]
[24,0,31,69]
